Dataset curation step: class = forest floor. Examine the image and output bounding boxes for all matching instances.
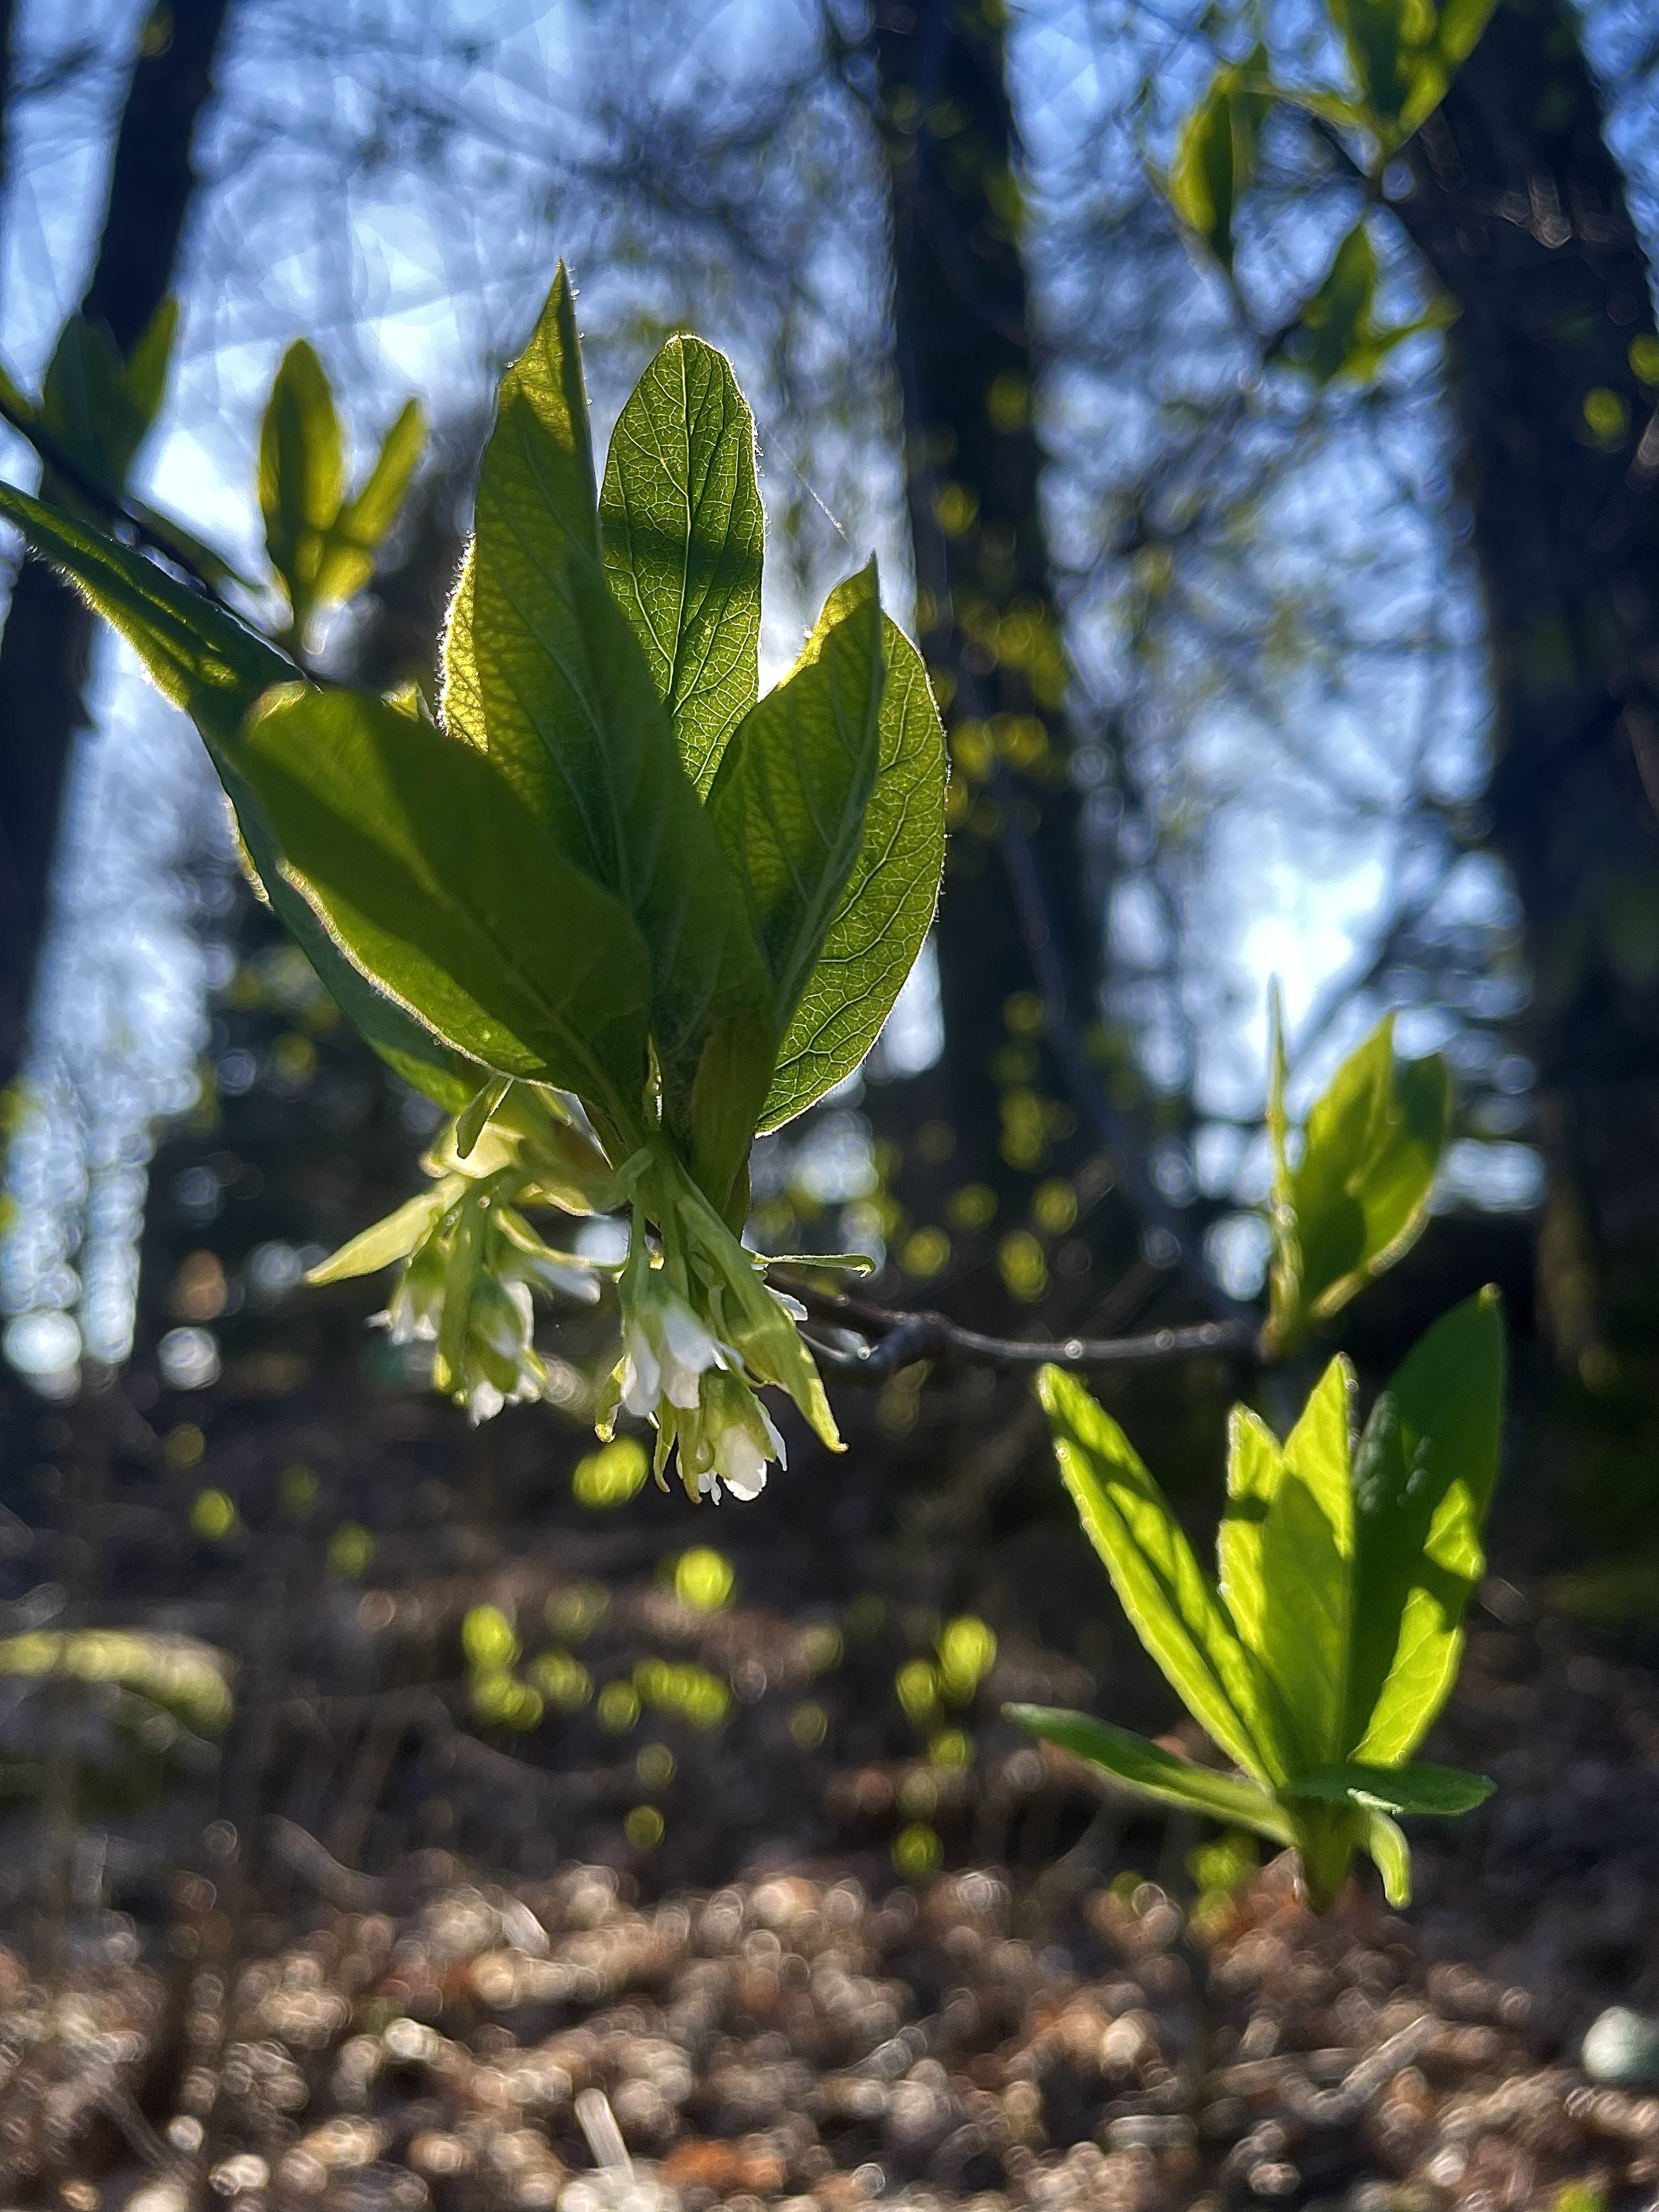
[1,1369,1657,2212]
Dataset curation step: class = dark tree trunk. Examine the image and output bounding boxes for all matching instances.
[870,0,1197,1333]
[0,0,230,1098]
[1397,0,1659,1438]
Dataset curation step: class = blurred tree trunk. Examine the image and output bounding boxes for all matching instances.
[1398,0,1659,1479]
[869,0,1192,1329]
[0,0,230,1099]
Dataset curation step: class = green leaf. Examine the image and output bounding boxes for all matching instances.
[600,334,764,793]
[462,276,770,1189]
[1008,1706,1295,1843]
[1361,1807,1412,1905]
[1265,1011,1448,1352]
[759,589,948,1132]
[238,684,653,1138]
[317,397,426,608]
[259,339,345,641]
[0,479,475,1111]
[307,1183,459,1284]
[707,561,883,1039]
[1036,1365,1294,1786]
[40,300,177,497]
[1345,1288,1505,1763]
[0,478,286,739]
[1326,0,1498,151]
[454,1077,512,1161]
[1218,1356,1355,1771]
[1167,51,1271,273]
[1289,1758,1493,1816]
[1276,222,1457,390]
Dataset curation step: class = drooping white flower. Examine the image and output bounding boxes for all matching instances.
[619,1269,725,1417]
[374,1239,445,1344]
[685,1369,787,1503]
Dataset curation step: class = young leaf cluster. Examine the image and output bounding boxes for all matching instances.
[1013,1015,1504,1911]
[1163,0,1496,386]
[0,266,947,1490]
[1014,1289,1503,1909]
[1263,997,1447,1357]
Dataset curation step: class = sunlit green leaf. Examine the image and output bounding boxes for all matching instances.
[600,334,764,793]
[0,478,285,738]
[1036,1365,1294,1785]
[759,588,947,1131]
[239,684,653,1139]
[259,339,345,640]
[1008,1705,1296,1842]
[1345,1287,1505,1762]
[307,1183,459,1284]
[1362,1807,1412,1904]
[261,342,425,647]
[1263,1009,1448,1353]
[461,272,771,1189]
[317,397,426,608]
[1289,1758,1493,1816]
[708,560,883,1039]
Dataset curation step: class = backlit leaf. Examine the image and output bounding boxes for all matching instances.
[1220,1361,1355,1770]
[259,339,345,637]
[1009,1705,1296,1843]
[759,588,947,1131]
[1345,1288,1505,1763]
[307,1183,458,1284]
[239,685,653,1139]
[1265,1010,1448,1353]
[600,334,764,793]
[462,274,770,1183]
[707,560,883,1039]
[0,482,481,1110]
[1036,1365,1292,1785]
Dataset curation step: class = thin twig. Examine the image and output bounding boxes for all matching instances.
[778,1274,1255,1380]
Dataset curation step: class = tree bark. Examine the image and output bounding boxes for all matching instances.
[1397,0,1659,1402]
[0,0,230,1098]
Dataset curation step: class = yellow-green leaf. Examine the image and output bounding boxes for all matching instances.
[600,334,764,793]
[1036,1364,1293,1785]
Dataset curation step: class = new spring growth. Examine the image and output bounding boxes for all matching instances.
[0,268,945,1492]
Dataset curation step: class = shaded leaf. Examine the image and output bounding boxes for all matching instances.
[1345,1288,1505,1762]
[1327,0,1499,151]
[760,589,947,1131]
[1036,1365,1293,1785]
[239,684,653,1138]
[1009,1705,1296,1842]
[1276,222,1457,390]
[601,334,764,792]
[1289,1758,1493,1816]
[1167,52,1270,272]
[40,300,177,498]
